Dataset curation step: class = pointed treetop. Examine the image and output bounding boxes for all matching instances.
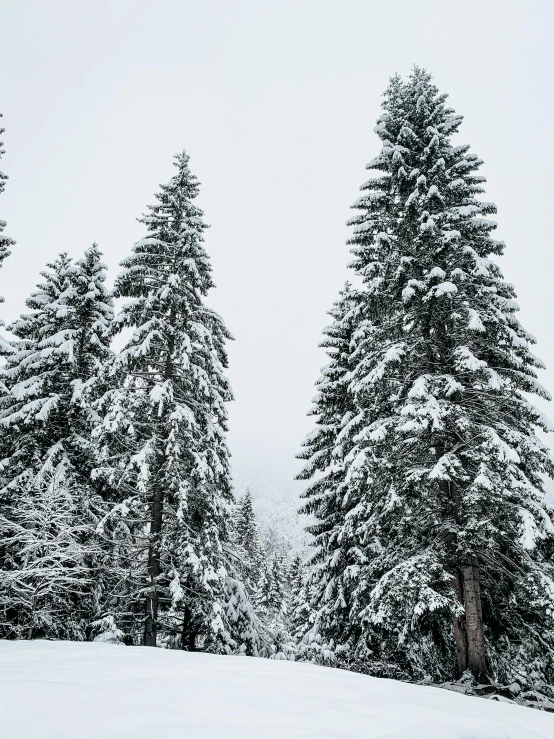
[149,149,202,210]
[116,148,216,307]
[0,112,9,196]
[0,110,15,311]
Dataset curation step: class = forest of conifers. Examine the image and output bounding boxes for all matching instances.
[1,68,554,710]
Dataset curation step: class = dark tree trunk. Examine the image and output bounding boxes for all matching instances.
[143,471,165,647]
[143,322,176,647]
[451,569,468,675]
[438,472,468,675]
[439,469,488,681]
[463,559,487,682]
[27,594,37,641]
[181,602,196,651]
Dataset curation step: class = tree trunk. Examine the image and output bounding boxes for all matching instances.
[439,472,487,681]
[451,570,468,675]
[463,559,487,682]
[143,323,176,647]
[27,594,37,640]
[439,473,470,676]
[143,474,165,647]
[181,602,196,651]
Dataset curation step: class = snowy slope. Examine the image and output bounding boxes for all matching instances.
[1,641,553,739]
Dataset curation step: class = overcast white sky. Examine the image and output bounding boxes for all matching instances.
[2,0,553,498]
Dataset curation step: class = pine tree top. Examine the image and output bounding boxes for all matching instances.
[1,248,114,431]
[112,150,233,424]
[115,150,214,305]
[0,110,16,306]
[9,253,73,342]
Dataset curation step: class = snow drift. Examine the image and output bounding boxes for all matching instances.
[1,640,553,738]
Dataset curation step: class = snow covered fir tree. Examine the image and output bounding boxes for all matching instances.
[0,246,115,638]
[95,151,262,653]
[0,112,15,353]
[233,489,266,592]
[297,68,554,695]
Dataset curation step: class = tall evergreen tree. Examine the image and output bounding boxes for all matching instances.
[0,247,115,637]
[299,69,554,686]
[0,112,15,353]
[0,253,75,494]
[100,150,259,653]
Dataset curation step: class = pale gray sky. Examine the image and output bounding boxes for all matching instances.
[2,0,553,498]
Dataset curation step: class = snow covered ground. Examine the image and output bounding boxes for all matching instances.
[1,640,553,739]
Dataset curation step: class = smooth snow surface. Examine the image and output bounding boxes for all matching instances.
[1,640,553,739]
